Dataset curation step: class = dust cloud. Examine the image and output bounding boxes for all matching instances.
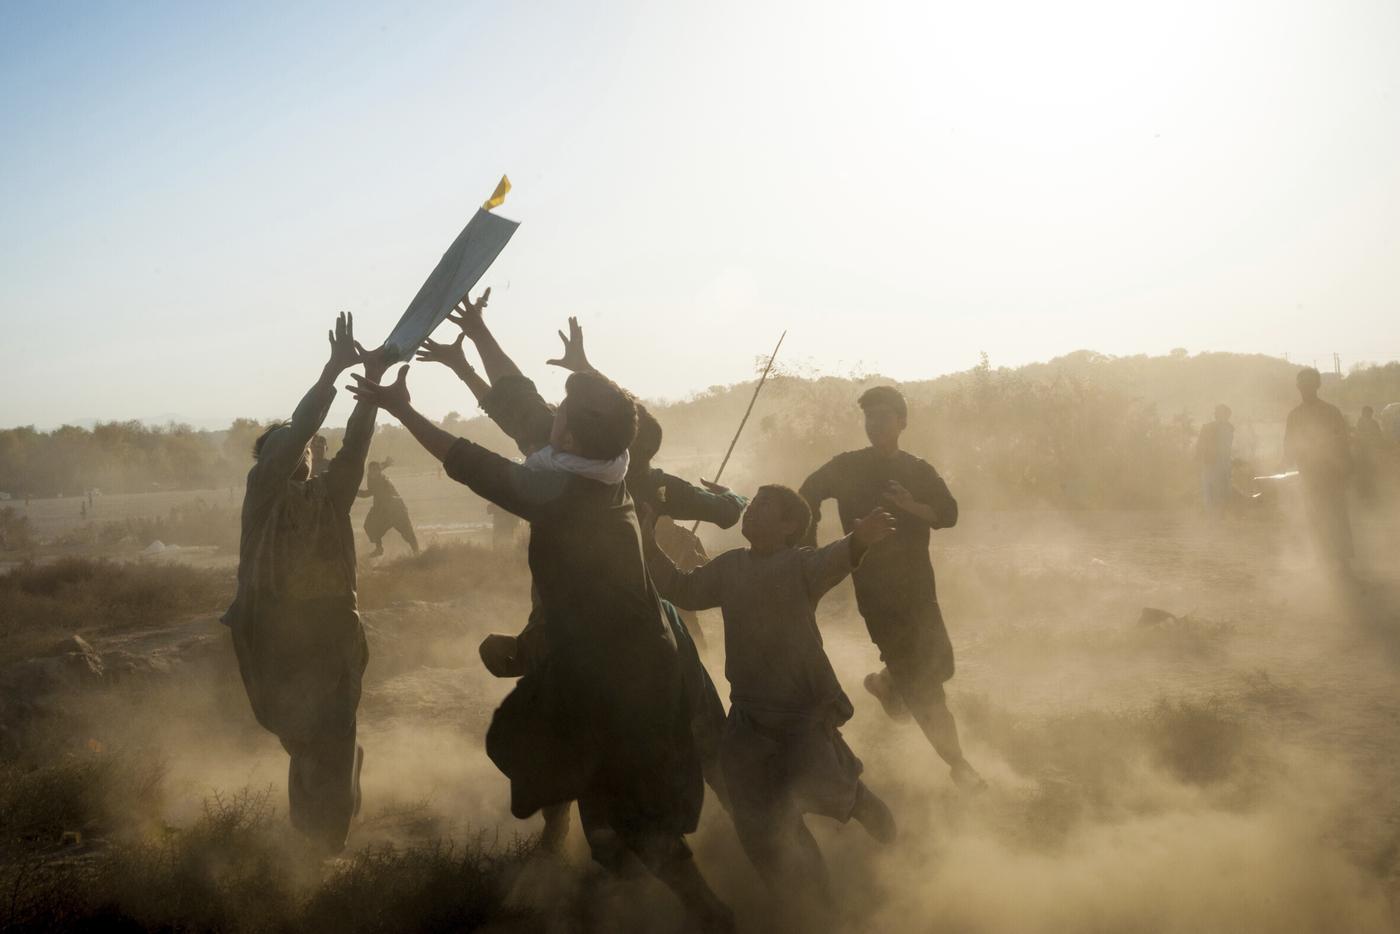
[29,495,1397,933]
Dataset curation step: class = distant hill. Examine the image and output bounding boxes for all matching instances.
[5,351,1397,507]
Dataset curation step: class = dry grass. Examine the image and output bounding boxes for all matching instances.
[0,558,233,664]
[0,754,536,934]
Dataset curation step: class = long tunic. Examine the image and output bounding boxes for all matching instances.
[479,373,731,785]
[223,382,375,746]
[799,447,958,678]
[443,437,702,836]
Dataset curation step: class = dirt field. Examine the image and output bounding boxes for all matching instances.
[5,500,1400,932]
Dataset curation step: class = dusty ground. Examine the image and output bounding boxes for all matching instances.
[6,498,1400,932]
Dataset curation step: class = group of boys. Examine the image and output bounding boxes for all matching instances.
[223,297,982,929]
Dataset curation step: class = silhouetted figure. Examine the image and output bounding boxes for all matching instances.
[646,485,897,909]
[1283,368,1353,568]
[350,357,733,932]
[801,386,985,793]
[1355,406,1383,501]
[223,313,384,854]
[1196,404,1234,517]
[487,501,521,551]
[357,458,419,557]
[1357,406,1382,441]
[309,434,330,477]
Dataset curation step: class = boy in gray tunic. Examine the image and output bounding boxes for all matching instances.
[644,484,898,901]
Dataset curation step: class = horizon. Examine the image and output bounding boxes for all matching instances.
[5,345,1385,434]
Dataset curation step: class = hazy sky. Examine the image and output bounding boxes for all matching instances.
[2,0,1398,429]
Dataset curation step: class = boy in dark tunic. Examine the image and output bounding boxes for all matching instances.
[800,385,985,792]
[348,364,733,931]
[357,459,420,556]
[420,305,739,816]
[645,485,898,906]
[1284,367,1354,567]
[223,312,385,853]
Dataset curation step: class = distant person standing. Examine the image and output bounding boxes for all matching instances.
[487,501,521,551]
[358,459,419,557]
[1357,406,1382,441]
[800,386,985,793]
[1283,368,1353,568]
[1354,406,1384,502]
[1195,404,1234,517]
[310,434,331,477]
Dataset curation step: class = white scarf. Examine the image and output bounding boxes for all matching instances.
[524,445,630,485]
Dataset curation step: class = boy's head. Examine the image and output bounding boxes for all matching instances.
[1296,368,1322,399]
[1214,404,1232,422]
[551,371,638,461]
[253,421,313,480]
[1362,405,1374,418]
[859,385,907,449]
[741,484,812,549]
[630,405,663,468]
[368,461,382,477]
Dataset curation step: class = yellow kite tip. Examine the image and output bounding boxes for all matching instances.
[483,175,512,211]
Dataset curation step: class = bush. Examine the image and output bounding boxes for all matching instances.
[0,506,34,552]
[0,558,233,662]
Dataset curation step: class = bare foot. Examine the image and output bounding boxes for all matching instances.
[864,669,911,721]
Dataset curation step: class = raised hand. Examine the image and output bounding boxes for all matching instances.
[853,507,897,548]
[445,287,491,337]
[326,312,360,374]
[347,365,412,418]
[355,341,392,381]
[416,333,473,375]
[545,316,592,372]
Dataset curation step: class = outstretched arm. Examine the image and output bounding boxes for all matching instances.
[349,367,458,463]
[256,312,363,484]
[416,333,492,405]
[649,472,748,529]
[884,464,958,529]
[446,288,524,385]
[797,458,839,547]
[348,366,568,521]
[639,505,725,611]
[326,347,392,511]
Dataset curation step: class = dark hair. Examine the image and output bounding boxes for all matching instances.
[1362,405,1374,417]
[564,372,638,461]
[858,385,908,420]
[1296,367,1322,390]
[252,421,291,460]
[631,405,663,466]
[757,484,812,546]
